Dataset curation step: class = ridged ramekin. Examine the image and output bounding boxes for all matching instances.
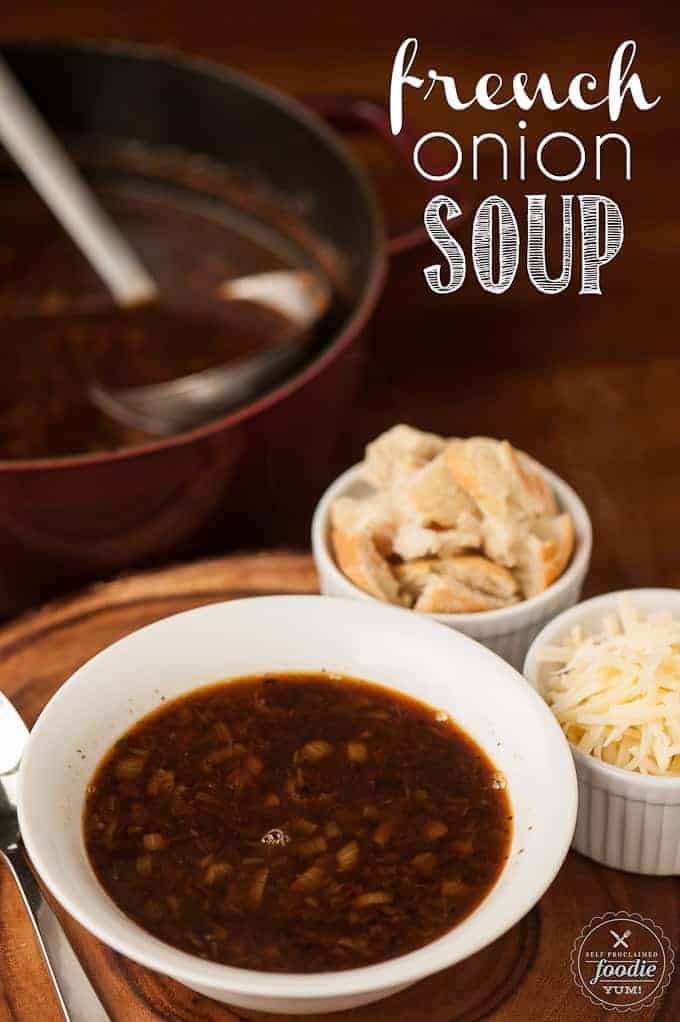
[311,462,592,670]
[524,589,680,876]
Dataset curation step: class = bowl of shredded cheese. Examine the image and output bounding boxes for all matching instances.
[524,590,680,875]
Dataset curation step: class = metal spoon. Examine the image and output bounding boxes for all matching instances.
[0,692,111,1022]
[0,56,157,307]
[0,58,331,435]
[0,57,331,435]
[89,267,331,435]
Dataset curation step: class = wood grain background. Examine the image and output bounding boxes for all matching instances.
[0,553,678,1021]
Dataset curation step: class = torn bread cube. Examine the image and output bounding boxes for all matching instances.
[392,520,481,561]
[445,437,556,522]
[331,527,400,603]
[363,424,445,489]
[446,554,519,600]
[394,558,437,600]
[330,494,395,557]
[392,524,442,561]
[445,437,513,521]
[513,513,574,598]
[504,444,558,519]
[414,577,516,614]
[446,437,558,566]
[479,514,524,568]
[436,512,483,555]
[396,555,518,607]
[399,452,477,528]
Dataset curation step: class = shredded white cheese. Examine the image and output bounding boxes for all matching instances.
[537,596,680,775]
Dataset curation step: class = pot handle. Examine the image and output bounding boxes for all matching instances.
[302,95,444,256]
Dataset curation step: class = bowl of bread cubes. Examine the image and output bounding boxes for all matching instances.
[312,426,592,668]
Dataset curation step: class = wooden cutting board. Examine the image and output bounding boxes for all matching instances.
[0,551,678,1022]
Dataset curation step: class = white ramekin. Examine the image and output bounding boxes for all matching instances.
[19,595,576,1014]
[311,461,592,670]
[524,589,680,876]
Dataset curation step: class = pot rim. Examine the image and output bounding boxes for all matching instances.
[0,38,387,473]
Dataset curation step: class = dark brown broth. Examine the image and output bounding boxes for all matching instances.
[83,674,512,972]
[0,183,312,459]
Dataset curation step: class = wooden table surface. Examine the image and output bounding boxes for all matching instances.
[0,552,677,1022]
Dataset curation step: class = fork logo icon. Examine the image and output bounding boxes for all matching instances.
[572,912,675,1012]
[611,929,631,949]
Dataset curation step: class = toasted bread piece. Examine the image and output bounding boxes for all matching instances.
[513,512,575,598]
[445,437,557,566]
[446,437,520,565]
[446,437,555,518]
[363,425,445,489]
[394,558,439,601]
[392,525,441,560]
[445,437,511,519]
[392,520,481,561]
[479,516,522,568]
[399,451,476,528]
[332,527,400,603]
[503,444,557,518]
[414,576,515,614]
[330,495,395,557]
[436,512,483,555]
[395,554,517,607]
[445,554,518,599]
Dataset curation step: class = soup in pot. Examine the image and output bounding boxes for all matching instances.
[0,179,334,459]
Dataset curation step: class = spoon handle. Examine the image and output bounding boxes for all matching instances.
[1,843,111,1021]
[0,57,158,308]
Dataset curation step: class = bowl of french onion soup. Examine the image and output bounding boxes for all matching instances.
[19,595,576,1014]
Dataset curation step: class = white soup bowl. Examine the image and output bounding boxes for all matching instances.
[20,595,576,1013]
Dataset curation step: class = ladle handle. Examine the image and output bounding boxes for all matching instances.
[0,57,158,307]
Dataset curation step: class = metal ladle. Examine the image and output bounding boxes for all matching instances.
[88,268,331,435]
[0,56,330,435]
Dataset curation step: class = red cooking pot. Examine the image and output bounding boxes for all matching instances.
[0,41,429,615]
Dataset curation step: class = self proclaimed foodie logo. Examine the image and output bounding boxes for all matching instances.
[571,912,675,1012]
